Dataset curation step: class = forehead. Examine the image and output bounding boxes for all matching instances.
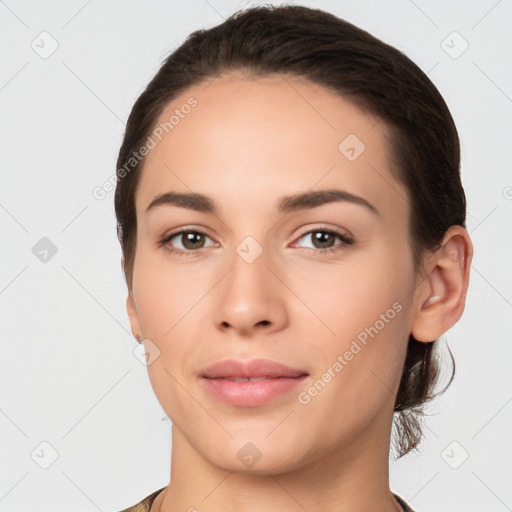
[136,72,408,224]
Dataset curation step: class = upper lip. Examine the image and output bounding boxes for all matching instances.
[201,358,309,379]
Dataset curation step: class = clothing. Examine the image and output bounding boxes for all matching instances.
[119,487,165,512]
[119,487,416,511]
[394,492,415,512]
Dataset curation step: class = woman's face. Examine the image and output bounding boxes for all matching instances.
[127,73,421,473]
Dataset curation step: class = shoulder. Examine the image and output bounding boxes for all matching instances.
[119,487,166,512]
[393,492,416,512]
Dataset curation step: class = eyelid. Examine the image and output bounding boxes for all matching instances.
[293,223,353,241]
[161,224,214,238]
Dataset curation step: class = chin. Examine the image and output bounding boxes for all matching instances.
[202,435,310,476]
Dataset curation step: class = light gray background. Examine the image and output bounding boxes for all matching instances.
[1,1,511,511]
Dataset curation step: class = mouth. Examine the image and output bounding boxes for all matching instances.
[200,375,309,407]
[199,359,309,407]
[200,358,308,379]
[210,376,287,382]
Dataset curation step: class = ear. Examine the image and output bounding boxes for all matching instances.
[410,225,473,343]
[123,258,143,343]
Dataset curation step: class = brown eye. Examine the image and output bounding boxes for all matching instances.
[310,231,337,249]
[294,228,354,255]
[160,229,216,255]
[178,232,206,250]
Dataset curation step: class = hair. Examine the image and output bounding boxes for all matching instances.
[114,4,465,458]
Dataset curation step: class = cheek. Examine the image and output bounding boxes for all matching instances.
[294,298,408,446]
[131,249,216,397]
[133,247,211,337]
[287,245,412,342]
[288,244,412,399]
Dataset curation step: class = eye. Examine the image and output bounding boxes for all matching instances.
[159,229,217,256]
[159,226,354,257]
[292,227,354,255]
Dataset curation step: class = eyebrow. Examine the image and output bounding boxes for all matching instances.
[145,189,379,216]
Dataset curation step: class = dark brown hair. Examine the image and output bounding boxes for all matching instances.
[115,5,465,458]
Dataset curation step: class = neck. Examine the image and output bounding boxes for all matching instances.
[155,406,403,512]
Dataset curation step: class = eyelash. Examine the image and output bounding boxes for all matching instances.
[158,226,354,257]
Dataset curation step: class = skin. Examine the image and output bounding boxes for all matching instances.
[124,72,473,512]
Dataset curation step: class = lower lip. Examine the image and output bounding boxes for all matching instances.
[201,376,308,407]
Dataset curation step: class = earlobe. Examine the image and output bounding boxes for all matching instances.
[122,258,142,343]
[126,290,143,343]
[411,226,473,343]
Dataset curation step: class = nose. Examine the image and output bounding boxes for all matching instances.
[213,244,288,337]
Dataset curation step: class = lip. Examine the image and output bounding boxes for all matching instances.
[200,358,308,379]
[200,358,309,407]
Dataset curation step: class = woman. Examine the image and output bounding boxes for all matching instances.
[115,5,473,511]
